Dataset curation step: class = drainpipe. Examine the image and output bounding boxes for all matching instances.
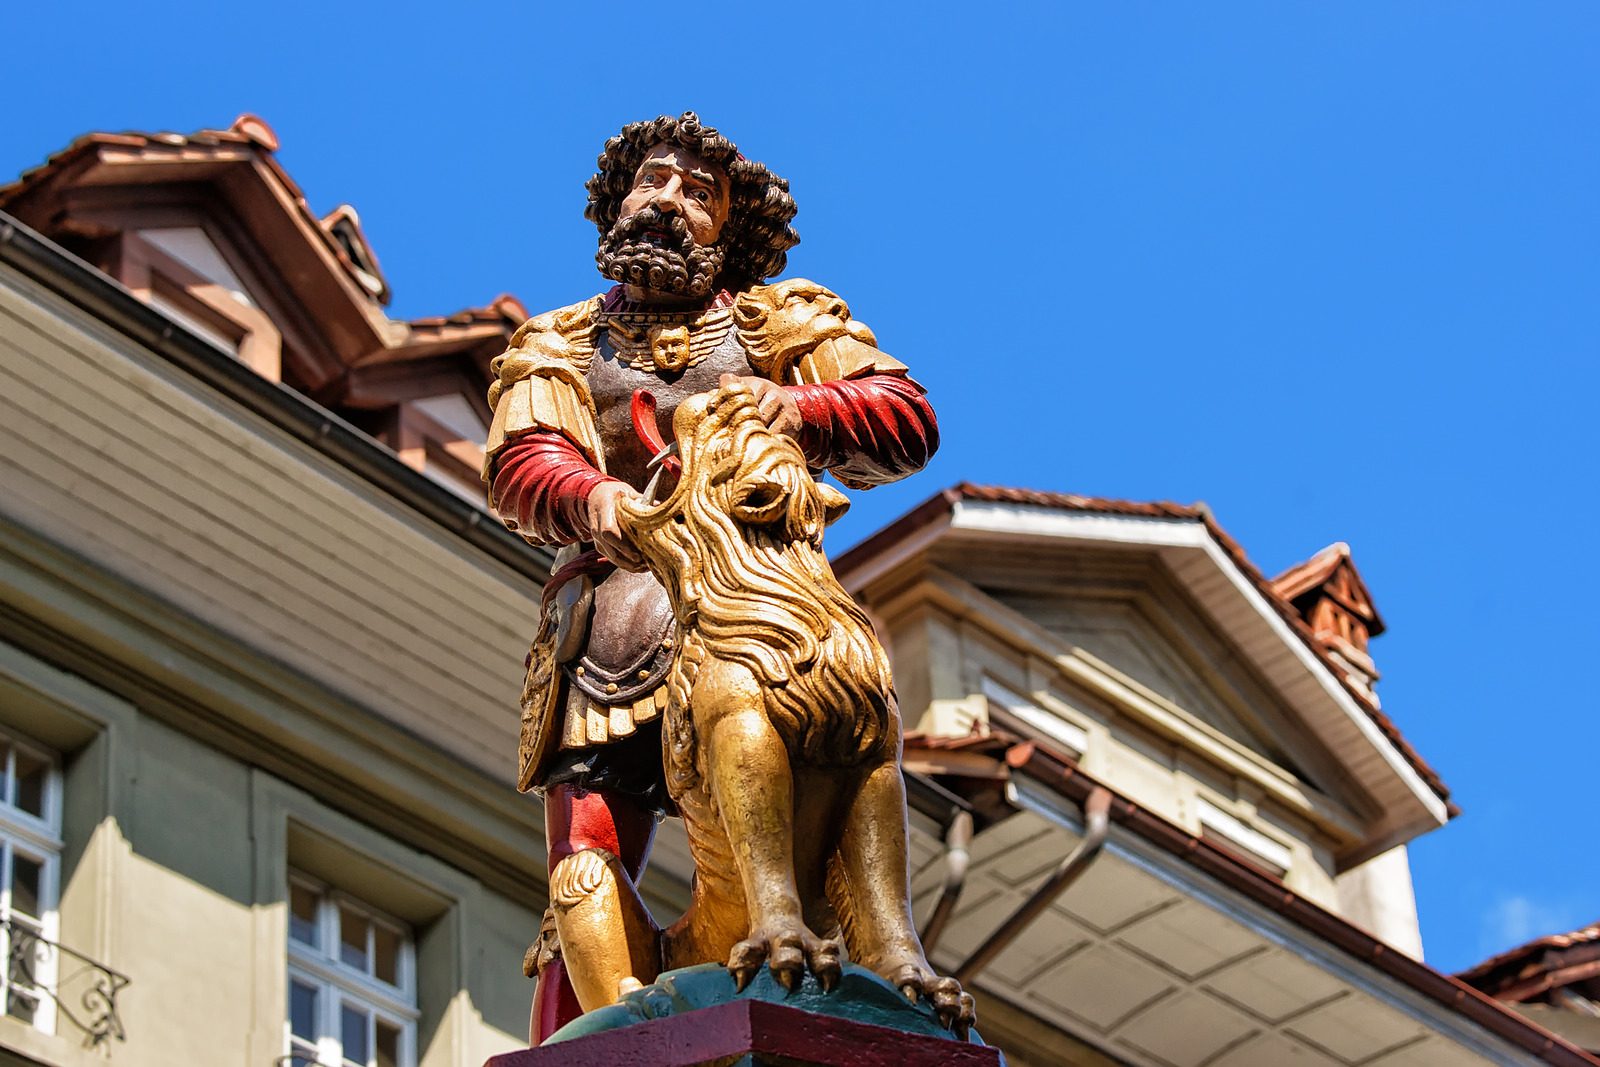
[954,785,1113,985]
[918,808,974,955]
[1552,988,1600,1018]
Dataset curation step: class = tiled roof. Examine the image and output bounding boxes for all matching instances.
[1459,921,1600,994]
[1272,542,1351,601]
[839,482,1453,808]
[2,114,526,388]
[0,114,389,309]
[408,293,528,331]
[1271,540,1387,636]
[0,122,270,205]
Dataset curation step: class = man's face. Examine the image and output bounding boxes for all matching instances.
[597,144,731,298]
[619,144,729,247]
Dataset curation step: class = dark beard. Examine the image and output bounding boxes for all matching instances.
[595,206,725,298]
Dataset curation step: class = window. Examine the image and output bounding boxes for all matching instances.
[0,727,61,1034]
[1195,796,1292,878]
[285,872,416,1067]
[982,676,1089,759]
[394,396,491,505]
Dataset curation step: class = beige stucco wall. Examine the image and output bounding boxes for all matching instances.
[0,258,550,1065]
[0,641,539,1066]
[1335,845,1425,960]
[871,572,1363,916]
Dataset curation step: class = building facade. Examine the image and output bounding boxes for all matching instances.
[0,117,1591,1066]
[0,117,548,1067]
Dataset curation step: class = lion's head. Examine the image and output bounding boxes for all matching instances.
[617,383,851,611]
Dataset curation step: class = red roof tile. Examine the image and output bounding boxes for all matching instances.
[1459,922,1600,992]
[407,294,527,331]
[0,115,390,308]
[1272,541,1387,637]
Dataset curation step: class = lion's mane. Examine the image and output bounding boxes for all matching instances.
[621,389,894,796]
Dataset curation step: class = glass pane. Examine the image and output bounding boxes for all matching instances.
[376,1019,401,1067]
[12,749,46,818]
[289,882,319,947]
[289,979,318,1041]
[7,920,41,990]
[372,924,400,986]
[339,906,369,971]
[0,741,10,805]
[6,990,37,1025]
[11,855,41,919]
[340,1003,370,1065]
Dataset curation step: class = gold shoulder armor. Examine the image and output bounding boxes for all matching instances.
[484,297,605,475]
[734,279,908,385]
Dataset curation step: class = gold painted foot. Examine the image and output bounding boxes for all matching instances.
[883,959,976,1038]
[727,923,843,993]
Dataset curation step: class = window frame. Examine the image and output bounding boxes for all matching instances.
[0,725,64,1037]
[284,870,417,1067]
[393,401,490,505]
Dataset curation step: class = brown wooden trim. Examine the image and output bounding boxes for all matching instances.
[119,230,284,381]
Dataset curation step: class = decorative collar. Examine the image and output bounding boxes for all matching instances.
[597,285,734,325]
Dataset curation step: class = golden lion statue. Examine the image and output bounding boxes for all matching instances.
[586,381,974,1032]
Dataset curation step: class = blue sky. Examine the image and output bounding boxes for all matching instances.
[3,2,1594,973]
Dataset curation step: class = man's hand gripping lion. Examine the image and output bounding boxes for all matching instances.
[615,381,975,1034]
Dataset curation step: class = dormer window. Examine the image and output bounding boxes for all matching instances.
[393,394,490,504]
[120,227,284,381]
[323,207,390,304]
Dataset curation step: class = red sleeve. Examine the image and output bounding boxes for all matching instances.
[787,374,939,488]
[489,432,613,545]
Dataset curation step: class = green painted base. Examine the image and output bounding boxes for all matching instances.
[546,962,993,1051]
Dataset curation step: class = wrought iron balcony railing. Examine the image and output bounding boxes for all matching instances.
[5,918,130,1047]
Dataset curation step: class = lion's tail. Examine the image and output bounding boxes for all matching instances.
[825,852,863,962]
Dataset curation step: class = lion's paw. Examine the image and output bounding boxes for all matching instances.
[887,963,977,1038]
[728,925,843,994]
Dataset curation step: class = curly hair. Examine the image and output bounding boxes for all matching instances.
[585,112,800,292]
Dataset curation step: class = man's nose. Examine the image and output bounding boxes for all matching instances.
[652,176,685,214]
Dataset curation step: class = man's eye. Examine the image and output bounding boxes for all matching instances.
[691,189,711,203]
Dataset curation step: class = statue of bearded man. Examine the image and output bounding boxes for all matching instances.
[482,112,940,1043]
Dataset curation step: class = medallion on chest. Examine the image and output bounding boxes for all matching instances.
[604,307,735,375]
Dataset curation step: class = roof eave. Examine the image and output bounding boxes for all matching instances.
[999,741,1599,1067]
[946,497,1450,833]
[0,210,551,585]
[834,486,1452,845]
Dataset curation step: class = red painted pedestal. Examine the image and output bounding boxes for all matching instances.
[484,999,1002,1067]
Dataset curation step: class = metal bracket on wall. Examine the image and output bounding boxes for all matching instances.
[5,918,130,1048]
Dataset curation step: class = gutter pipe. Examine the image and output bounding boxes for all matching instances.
[954,785,1112,985]
[918,808,973,955]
